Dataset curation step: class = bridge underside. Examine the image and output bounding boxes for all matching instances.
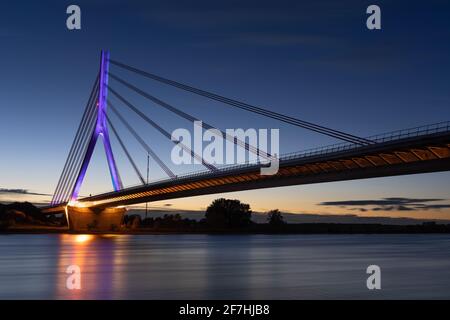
[42,131,450,214]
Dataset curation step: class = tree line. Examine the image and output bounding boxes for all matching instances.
[124,198,286,230]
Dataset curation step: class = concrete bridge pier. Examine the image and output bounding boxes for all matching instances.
[65,206,126,232]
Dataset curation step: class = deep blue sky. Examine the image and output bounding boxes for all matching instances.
[1,0,450,217]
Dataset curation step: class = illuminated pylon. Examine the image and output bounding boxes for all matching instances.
[70,50,123,202]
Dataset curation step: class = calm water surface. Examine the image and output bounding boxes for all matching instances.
[1,234,450,299]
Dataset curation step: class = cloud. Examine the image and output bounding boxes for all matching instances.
[0,188,52,197]
[138,3,348,49]
[415,204,450,210]
[320,197,444,206]
[319,197,450,212]
[397,205,414,211]
[140,6,301,30]
[217,33,337,48]
[138,0,361,30]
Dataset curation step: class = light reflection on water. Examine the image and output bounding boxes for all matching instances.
[0,234,450,299]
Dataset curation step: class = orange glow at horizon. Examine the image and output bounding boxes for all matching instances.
[2,172,450,221]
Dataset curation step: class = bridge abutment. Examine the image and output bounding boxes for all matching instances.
[65,206,126,232]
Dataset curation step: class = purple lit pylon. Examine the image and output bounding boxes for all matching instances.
[70,50,123,202]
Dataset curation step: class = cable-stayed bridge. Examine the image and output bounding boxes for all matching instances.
[42,51,450,226]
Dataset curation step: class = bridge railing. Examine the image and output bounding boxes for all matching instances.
[87,121,450,197]
[367,121,450,143]
[281,121,450,161]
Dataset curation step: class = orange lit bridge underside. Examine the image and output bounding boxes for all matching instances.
[43,131,450,213]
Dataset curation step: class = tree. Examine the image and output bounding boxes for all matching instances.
[205,198,252,228]
[267,209,286,226]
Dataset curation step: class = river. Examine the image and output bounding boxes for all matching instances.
[0,234,450,299]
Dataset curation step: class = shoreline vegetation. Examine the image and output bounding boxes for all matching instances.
[1,199,450,235]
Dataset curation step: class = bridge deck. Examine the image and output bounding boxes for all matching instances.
[42,126,450,213]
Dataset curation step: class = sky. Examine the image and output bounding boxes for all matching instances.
[0,0,450,220]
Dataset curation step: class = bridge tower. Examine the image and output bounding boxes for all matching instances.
[70,50,123,202]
